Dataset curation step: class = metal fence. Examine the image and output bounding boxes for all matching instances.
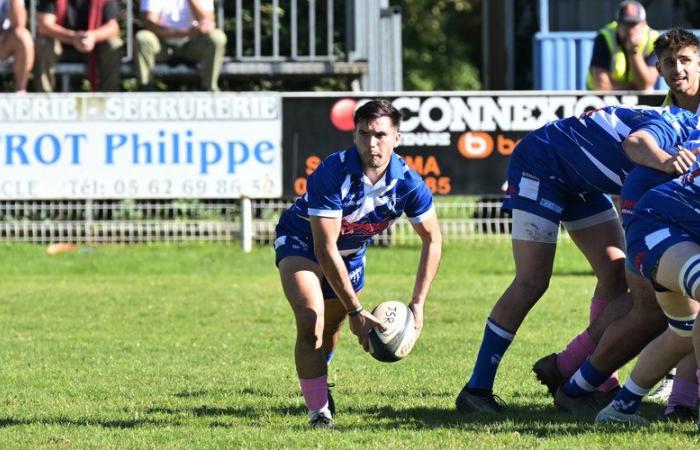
[0,196,512,245]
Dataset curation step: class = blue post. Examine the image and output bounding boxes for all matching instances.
[539,0,549,33]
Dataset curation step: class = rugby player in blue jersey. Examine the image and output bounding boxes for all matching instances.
[545,29,700,418]
[275,100,442,428]
[592,154,700,425]
[456,103,698,413]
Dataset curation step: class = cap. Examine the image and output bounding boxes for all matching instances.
[617,1,646,24]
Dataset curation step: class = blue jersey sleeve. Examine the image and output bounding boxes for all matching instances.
[404,180,435,224]
[306,162,343,218]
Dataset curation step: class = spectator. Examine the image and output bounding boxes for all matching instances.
[587,0,659,91]
[34,0,123,92]
[0,0,34,92]
[135,0,227,91]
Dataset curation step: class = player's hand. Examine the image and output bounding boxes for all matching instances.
[408,302,424,339]
[349,310,386,352]
[664,147,696,175]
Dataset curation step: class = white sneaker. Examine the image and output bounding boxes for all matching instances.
[595,403,650,426]
[648,370,675,401]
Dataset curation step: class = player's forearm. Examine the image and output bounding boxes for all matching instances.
[623,131,671,172]
[37,17,77,43]
[411,232,442,306]
[315,245,361,311]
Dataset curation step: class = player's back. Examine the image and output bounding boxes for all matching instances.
[528,105,700,195]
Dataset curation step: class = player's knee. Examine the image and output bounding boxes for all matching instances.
[514,275,550,301]
[666,312,697,337]
[205,29,227,49]
[679,254,700,299]
[295,308,323,344]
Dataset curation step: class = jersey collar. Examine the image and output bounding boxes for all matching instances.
[345,146,405,182]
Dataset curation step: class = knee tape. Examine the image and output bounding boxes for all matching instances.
[666,312,697,337]
[679,255,700,299]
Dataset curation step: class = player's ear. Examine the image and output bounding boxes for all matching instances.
[394,132,401,148]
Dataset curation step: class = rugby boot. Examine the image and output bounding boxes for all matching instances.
[309,411,333,429]
[554,386,600,413]
[532,353,564,398]
[595,403,649,426]
[455,385,506,413]
[664,404,697,422]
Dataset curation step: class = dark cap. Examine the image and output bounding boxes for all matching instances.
[617,1,646,24]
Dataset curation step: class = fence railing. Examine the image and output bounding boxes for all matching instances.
[0,197,512,245]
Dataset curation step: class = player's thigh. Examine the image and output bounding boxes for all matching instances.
[510,225,557,280]
[563,194,624,271]
[656,241,700,298]
[278,256,325,329]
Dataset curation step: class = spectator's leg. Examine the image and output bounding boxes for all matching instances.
[33,36,61,93]
[0,28,34,91]
[97,37,123,91]
[134,30,161,89]
[179,30,227,91]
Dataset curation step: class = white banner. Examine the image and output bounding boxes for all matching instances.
[0,93,282,199]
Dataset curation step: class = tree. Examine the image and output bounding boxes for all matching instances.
[395,0,481,91]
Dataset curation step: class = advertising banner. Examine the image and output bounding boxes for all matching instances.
[0,93,282,199]
[282,93,665,196]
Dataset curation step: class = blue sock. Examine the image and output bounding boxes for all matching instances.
[326,350,335,365]
[611,379,649,414]
[562,358,609,398]
[466,318,515,390]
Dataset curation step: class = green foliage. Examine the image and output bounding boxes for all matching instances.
[0,241,696,447]
[396,0,482,91]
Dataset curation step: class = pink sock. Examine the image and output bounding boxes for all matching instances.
[589,297,609,324]
[556,330,596,377]
[597,372,620,392]
[665,376,698,415]
[300,375,329,413]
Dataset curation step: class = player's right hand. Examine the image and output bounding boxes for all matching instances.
[665,147,696,175]
[349,310,386,352]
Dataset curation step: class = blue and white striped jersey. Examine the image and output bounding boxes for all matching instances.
[530,105,700,195]
[276,146,435,255]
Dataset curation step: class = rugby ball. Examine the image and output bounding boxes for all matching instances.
[368,301,417,362]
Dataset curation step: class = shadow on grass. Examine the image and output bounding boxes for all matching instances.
[0,416,177,429]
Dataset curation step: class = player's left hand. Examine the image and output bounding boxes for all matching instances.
[409,302,424,338]
[667,147,696,174]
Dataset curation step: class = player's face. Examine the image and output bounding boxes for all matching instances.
[353,116,400,171]
[657,46,700,95]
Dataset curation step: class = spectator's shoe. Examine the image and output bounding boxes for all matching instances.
[595,403,649,426]
[664,404,697,422]
[309,411,333,429]
[327,383,336,416]
[648,372,675,401]
[455,385,506,413]
[532,353,564,398]
[554,387,600,413]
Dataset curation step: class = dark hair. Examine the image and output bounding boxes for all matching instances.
[654,28,700,57]
[353,99,401,128]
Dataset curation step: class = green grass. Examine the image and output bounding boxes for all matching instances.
[1,240,699,448]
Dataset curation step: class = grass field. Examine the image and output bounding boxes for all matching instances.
[2,240,700,448]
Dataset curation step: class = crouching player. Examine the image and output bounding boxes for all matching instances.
[275,100,442,428]
[594,158,700,425]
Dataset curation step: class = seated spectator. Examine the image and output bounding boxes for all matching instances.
[0,0,34,92]
[34,0,123,92]
[136,0,227,91]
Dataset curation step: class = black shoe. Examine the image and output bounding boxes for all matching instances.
[309,411,333,429]
[532,353,564,398]
[455,385,506,413]
[664,404,698,422]
[327,383,336,416]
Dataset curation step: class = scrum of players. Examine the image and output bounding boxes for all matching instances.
[457,27,700,426]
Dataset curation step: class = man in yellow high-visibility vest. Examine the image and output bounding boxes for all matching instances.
[587,1,659,91]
